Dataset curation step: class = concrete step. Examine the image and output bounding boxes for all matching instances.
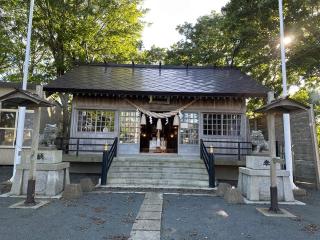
[116,155,199,161]
[109,166,207,174]
[116,157,202,162]
[112,161,205,168]
[107,178,209,187]
[97,185,215,193]
[108,172,208,180]
[106,156,209,188]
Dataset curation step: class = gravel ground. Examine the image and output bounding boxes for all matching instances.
[0,192,144,240]
[161,191,320,240]
[1,166,320,240]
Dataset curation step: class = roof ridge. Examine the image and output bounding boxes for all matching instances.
[75,62,238,70]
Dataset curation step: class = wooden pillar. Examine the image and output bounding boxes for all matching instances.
[267,91,279,212]
[25,85,42,204]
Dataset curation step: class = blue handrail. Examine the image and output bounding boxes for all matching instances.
[100,137,118,186]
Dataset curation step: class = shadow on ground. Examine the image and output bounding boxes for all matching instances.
[161,191,320,240]
[0,192,144,240]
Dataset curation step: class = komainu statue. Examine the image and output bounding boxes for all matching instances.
[42,124,58,148]
[251,130,269,153]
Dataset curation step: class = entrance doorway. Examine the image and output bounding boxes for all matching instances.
[140,116,178,153]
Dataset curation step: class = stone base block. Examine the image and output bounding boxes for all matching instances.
[24,150,63,164]
[63,184,83,199]
[216,183,232,197]
[238,167,294,202]
[11,162,70,197]
[0,181,12,194]
[80,178,94,192]
[293,188,307,197]
[224,187,244,204]
[9,200,50,209]
[246,155,280,170]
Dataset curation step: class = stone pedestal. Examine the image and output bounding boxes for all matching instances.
[24,148,63,164]
[11,150,70,196]
[238,155,294,202]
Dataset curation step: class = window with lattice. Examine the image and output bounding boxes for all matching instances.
[77,110,115,133]
[203,113,241,136]
[119,111,140,143]
[180,112,199,144]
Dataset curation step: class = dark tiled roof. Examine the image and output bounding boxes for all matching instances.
[256,97,309,113]
[0,81,37,90]
[44,64,269,97]
[0,89,53,108]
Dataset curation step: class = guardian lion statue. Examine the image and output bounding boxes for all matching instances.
[251,130,268,153]
[42,124,58,147]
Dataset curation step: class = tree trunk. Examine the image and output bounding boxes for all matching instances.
[59,93,70,139]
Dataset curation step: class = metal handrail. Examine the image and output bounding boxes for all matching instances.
[101,137,118,186]
[201,139,252,161]
[200,139,215,188]
[202,140,252,143]
[56,137,115,156]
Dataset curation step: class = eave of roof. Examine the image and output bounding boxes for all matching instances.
[255,97,309,113]
[43,88,267,98]
[0,89,53,108]
[44,63,269,98]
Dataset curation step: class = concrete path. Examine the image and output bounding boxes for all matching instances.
[129,192,163,240]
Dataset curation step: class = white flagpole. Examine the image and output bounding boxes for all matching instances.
[278,0,297,189]
[11,0,35,182]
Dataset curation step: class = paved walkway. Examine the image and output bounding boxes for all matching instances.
[130,192,163,240]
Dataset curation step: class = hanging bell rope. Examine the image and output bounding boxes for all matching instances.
[125,98,198,119]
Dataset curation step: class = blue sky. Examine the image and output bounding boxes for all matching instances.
[142,0,229,49]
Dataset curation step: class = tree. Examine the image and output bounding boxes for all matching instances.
[165,0,320,144]
[0,0,145,79]
[32,0,144,77]
[0,0,145,137]
[166,0,320,92]
[0,0,53,83]
[137,45,167,64]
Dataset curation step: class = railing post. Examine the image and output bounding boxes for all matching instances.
[59,137,63,152]
[101,149,109,186]
[76,138,80,156]
[200,140,202,159]
[114,137,118,157]
[238,142,241,161]
[209,146,215,188]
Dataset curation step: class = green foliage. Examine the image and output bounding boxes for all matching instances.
[136,45,167,64]
[164,0,320,143]
[0,0,145,82]
[291,88,310,104]
[246,98,265,120]
[164,0,320,94]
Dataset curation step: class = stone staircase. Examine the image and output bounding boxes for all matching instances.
[106,155,209,189]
